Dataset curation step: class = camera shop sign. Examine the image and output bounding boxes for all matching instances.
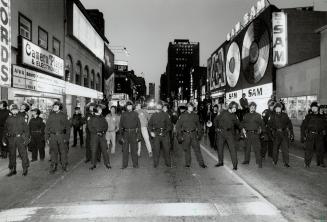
[21,38,64,77]
[226,83,272,102]
[0,0,11,87]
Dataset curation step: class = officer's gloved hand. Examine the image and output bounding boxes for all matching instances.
[290,133,295,142]
[118,138,125,145]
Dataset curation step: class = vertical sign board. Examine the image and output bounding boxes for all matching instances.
[0,0,11,87]
[272,12,288,68]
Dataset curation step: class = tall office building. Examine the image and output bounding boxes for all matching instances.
[166,39,199,101]
[149,82,155,100]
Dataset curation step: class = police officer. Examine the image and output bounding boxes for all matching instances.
[18,102,30,123]
[0,100,9,158]
[29,108,45,161]
[45,101,70,173]
[148,102,172,168]
[301,102,327,168]
[240,102,264,168]
[176,102,207,168]
[214,101,240,170]
[88,104,111,170]
[261,101,275,159]
[85,102,95,163]
[268,102,294,167]
[3,104,30,176]
[119,101,141,169]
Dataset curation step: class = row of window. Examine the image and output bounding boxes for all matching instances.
[19,13,60,56]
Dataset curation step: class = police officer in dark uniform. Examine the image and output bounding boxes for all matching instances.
[29,108,45,161]
[119,101,141,169]
[3,104,30,176]
[268,102,294,167]
[88,104,111,170]
[148,102,172,168]
[72,107,84,147]
[18,102,30,123]
[85,102,95,163]
[176,102,207,168]
[214,101,240,170]
[45,101,70,173]
[240,102,264,168]
[261,101,275,159]
[301,102,327,168]
[0,100,9,158]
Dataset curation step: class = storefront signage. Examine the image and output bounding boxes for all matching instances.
[272,12,288,68]
[226,90,242,102]
[243,83,272,100]
[227,0,266,41]
[0,0,11,87]
[65,82,103,99]
[12,65,65,95]
[21,38,64,77]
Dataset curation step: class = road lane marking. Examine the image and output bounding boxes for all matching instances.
[0,201,281,221]
[29,158,84,205]
[200,144,285,219]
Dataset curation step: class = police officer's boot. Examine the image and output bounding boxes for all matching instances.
[200,164,207,168]
[89,165,96,170]
[49,164,57,174]
[105,164,111,169]
[62,165,68,172]
[233,164,238,171]
[215,162,224,167]
[7,168,17,177]
[22,168,28,176]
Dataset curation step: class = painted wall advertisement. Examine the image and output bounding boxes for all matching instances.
[21,38,64,77]
[0,0,11,87]
[272,12,288,68]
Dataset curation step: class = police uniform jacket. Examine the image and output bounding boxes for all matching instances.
[87,114,108,135]
[119,110,141,131]
[45,111,70,141]
[148,111,172,134]
[301,113,327,137]
[241,112,264,131]
[176,111,201,133]
[213,110,240,131]
[268,112,293,133]
[4,114,29,137]
[29,117,45,137]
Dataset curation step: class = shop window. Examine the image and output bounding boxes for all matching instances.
[75,61,82,85]
[38,27,48,49]
[90,70,95,89]
[53,37,60,56]
[19,13,32,40]
[281,95,317,121]
[96,73,100,91]
[84,66,89,88]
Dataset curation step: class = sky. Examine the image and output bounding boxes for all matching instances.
[81,0,321,98]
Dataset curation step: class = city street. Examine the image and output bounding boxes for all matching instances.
[0,135,326,222]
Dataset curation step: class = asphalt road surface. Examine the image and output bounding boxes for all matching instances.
[0,135,326,222]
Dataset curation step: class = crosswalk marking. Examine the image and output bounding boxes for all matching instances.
[0,201,281,221]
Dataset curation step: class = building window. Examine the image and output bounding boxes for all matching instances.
[90,70,95,89]
[38,27,48,49]
[53,37,60,56]
[76,61,82,85]
[96,73,100,91]
[84,66,89,87]
[19,13,32,40]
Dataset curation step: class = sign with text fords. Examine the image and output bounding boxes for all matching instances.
[0,0,11,87]
[21,38,64,77]
[272,12,288,68]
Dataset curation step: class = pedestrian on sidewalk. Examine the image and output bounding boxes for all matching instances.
[176,102,207,168]
[85,102,95,163]
[240,102,264,168]
[214,101,240,170]
[135,102,152,157]
[3,104,30,176]
[119,101,141,169]
[29,108,45,162]
[45,101,70,173]
[148,102,172,168]
[301,102,327,168]
[261,101,275,159]
[0,100,9,159]
[71,107,84,148]
[88,104,111,170]
[268,102,294,168]
[207,104,218,150]
[105,106,120,154]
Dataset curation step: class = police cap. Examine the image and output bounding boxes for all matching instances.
[249,102,257,107]
[228,101,238,109]
[187,102,194,107]
[268,100,276,107]
[126,101,134,106]
[31,107,41,115]
[74,106,81,110]
[0,100,8,108]
[310,101,319,108]
[53,101,63,110]
[274,102,283,109]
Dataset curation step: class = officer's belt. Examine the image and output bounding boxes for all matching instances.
[246,130,258,134]
[31,130,42,133]
[96,131,106,136]
[123,128,137,132]
[216,128,231,132]
[50,131,65,135]
[275,128,287,132]
[154,128,168,136]
[308,130,323,135]
[183,129,196,133]
[7,133,23,137]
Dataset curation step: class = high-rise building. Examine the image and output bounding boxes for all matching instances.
[159,73,168,101]
[166,39,199,101]
[149,83,155,100]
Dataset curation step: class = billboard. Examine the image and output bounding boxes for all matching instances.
[0,0,11,87]
[210,47,226,90]
[73,3,104,61]
[21,38,64,77]
[272,12,288,68]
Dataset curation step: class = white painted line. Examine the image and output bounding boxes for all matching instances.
[0,201,280,220]
[29,158,84,205]
[200,144,286,220]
